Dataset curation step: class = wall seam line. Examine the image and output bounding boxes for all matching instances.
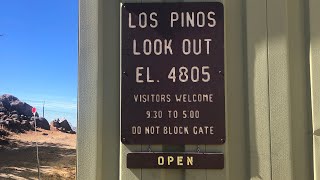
[265,0,273,179]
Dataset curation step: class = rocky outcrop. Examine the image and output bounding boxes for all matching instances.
[0,94,49,132]
[59,119,72,132]
[30,117,50,130]
[0,129,10,137]
[51,118,75,134]
[37,117,50,130]
[0,94,79,134]
[0,94,38,118]
[51,119,60,128]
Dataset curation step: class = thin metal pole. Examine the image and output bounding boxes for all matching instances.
[34,113,41,179]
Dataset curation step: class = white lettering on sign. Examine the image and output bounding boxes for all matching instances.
[170,11,216,28]
[129,12,158,28]
[136,67,155,83]
[145,126,160,134]
[131,125,215,136]
[132,94,214,103]
[163,126,189,135]
[182,39,212,55]
[167,66,211,83]
[193,126,214,135]
[132,126,142,134]
[133,39,173,55]
[133,94,171,103]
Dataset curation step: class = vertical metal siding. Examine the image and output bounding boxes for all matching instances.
[78,0,318,179]
[310,0,320,179]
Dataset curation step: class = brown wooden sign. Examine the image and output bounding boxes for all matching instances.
[121,3,225,144]
[127,152,224,169]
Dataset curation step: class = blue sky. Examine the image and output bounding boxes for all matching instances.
[0,1,78,126]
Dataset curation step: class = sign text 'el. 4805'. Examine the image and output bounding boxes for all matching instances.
[121,3,225,144]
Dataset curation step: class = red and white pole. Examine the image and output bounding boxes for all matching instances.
[32,107,40,179]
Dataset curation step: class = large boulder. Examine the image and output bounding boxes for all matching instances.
[0,129,10,137]
[20,115,27,120]
[50,119,60,128]
[0,101,8,114]
[59,119,72,132]
[3,118,23,133]
[21,120,32,131]
[4,119,13,126]
[51,118,75,134]
[0,112,5,118]
[11,110,18,115]
[0,120,5,125]
[37,117,50,130]
[31,117,50,130]
[29,121,35,130]
[1,114,8,120]
[0,94,38,118]
[10,114,20,121]
[0,107,7,113]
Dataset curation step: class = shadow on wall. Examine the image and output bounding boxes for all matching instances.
[246,0,313,179]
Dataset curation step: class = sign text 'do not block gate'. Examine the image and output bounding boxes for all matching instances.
[121,2,225,145]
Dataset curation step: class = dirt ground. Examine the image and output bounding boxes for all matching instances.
[0,127,76,180]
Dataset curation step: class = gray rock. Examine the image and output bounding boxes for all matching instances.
[4,119,23,133]
[20,115,27,120]
[38,117,50,130]
[31,117,50,130]
[5,119,13,125]
[10,114,20,120]
[59,119,72,132]
[29,121,35,130]
[50,119,60,128]
[0,129,9,137]
[1,115,8,120]
[21,120,31,131]
[51,118,75,134]
[0,107,7,113]
[0,139,9,145]
[0,94,18,110]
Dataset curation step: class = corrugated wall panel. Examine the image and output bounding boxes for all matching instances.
[310,0,320,179]
[78,0,100,179]
[245,0,271,179]
[78,0,318,179]
[267,0,313,179]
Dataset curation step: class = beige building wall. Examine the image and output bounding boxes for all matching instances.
[78,0,319,179]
